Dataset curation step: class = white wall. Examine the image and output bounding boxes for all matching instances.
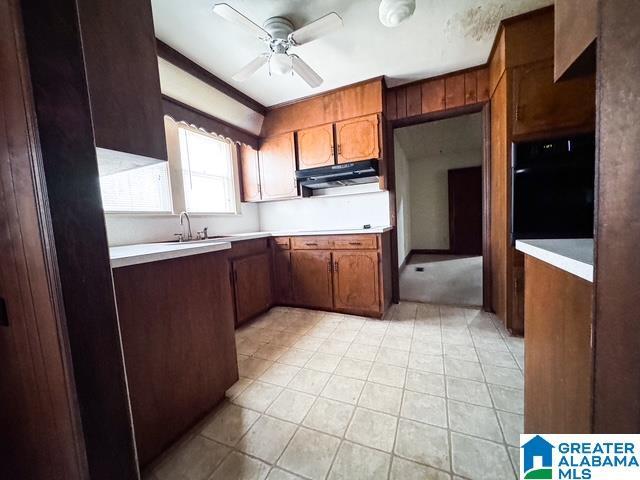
[258,191,390,232]
[394,140,412,267]
[409,149,481,250]
[104,203,260,246]
[158,58,263,135]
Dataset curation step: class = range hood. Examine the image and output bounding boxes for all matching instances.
[296,160,379,190]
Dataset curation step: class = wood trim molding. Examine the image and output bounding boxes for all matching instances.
[162,95,259,149]
[156,39,267,115]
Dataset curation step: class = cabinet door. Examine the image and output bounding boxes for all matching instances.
[273,250,293,304]
[291,251,333,309]
[259,133,298,200]
[332,251,380,315]
[297,123,335,170]
[232,252,272,325]
[77,0,167,161]
[512,60,596,138]
[239,143,261,202]
[335,114,380,164]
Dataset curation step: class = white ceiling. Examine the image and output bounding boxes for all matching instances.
[395,112,483,160]
[151,0,552,107]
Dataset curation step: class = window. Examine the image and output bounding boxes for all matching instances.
[99,117,241,215]
[178,126,238,214]
[99,162,172,213]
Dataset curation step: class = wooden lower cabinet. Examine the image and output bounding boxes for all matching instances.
[524,255,593,433]
[291,250,334,310]
[281,233,391,317]
[232,251,272,326]
[112,252,238,466]
[273,249,293,304]
[333,251,380,315]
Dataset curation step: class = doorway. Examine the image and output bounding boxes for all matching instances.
[392,112,487,307]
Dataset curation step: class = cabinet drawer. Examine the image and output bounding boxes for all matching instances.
[332,236,377,250]
[273,237,291,250]
[291,236,333,250]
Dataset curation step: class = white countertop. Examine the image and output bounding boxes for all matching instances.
[515,239,594,282]
[110,227,393,268]
[110,240,232,268]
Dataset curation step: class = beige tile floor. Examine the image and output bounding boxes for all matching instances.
[145,302,524,480]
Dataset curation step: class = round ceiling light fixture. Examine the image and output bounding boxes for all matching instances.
[379,0,416,28]
[270,52,292,75]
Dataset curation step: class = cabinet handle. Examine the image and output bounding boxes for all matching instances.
[337,144,342,155]
[327,261,332,273]
[306,242,318,246]
[334,261,339,272]
[348,242,362,245]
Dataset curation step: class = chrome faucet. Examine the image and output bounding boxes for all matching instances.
[179,211,193,241]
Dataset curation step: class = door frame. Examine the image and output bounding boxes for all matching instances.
[386,102,492,311]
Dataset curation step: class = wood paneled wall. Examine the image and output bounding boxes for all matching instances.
[19,0,140,477]
[261,78,384,137]
[592,0,640,433]
[0,1,88,477]
[386,67,490,122]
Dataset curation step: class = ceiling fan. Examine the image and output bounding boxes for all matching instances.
[212,3,343,88]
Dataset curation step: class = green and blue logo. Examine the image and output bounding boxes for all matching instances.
[522,435,554,479]
[520,434,640,480]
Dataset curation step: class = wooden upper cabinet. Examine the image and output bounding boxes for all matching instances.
[297,123,335,170]
[335,114,380,164]
[239,144,261,202]
[512,60,596,138]
[76,0,167,161]
[291,250,333,309]
[258,133,298,200]
[332,251,380,314]
[554,0,597,80]
[232,252,272,325]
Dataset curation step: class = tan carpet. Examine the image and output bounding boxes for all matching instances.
[400,254,483,306]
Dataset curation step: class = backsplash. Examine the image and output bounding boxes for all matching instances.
[258,190,391,232]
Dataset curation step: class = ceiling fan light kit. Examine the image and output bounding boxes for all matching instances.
[379,0,416,27]
[212,3,343,88]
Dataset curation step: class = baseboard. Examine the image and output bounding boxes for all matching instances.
[399,254,410,273]
[410,249,452,255]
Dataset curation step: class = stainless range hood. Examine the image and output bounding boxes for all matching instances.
[296,160,379,190]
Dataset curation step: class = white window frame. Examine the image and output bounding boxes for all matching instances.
[165,116,242,216]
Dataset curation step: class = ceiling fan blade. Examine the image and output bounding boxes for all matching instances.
[291,55,323,88]
[232,54,269,82]
[289,12,343,45]
[213,3,271,40]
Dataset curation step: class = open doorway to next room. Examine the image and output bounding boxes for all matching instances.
[394,113,484,306]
